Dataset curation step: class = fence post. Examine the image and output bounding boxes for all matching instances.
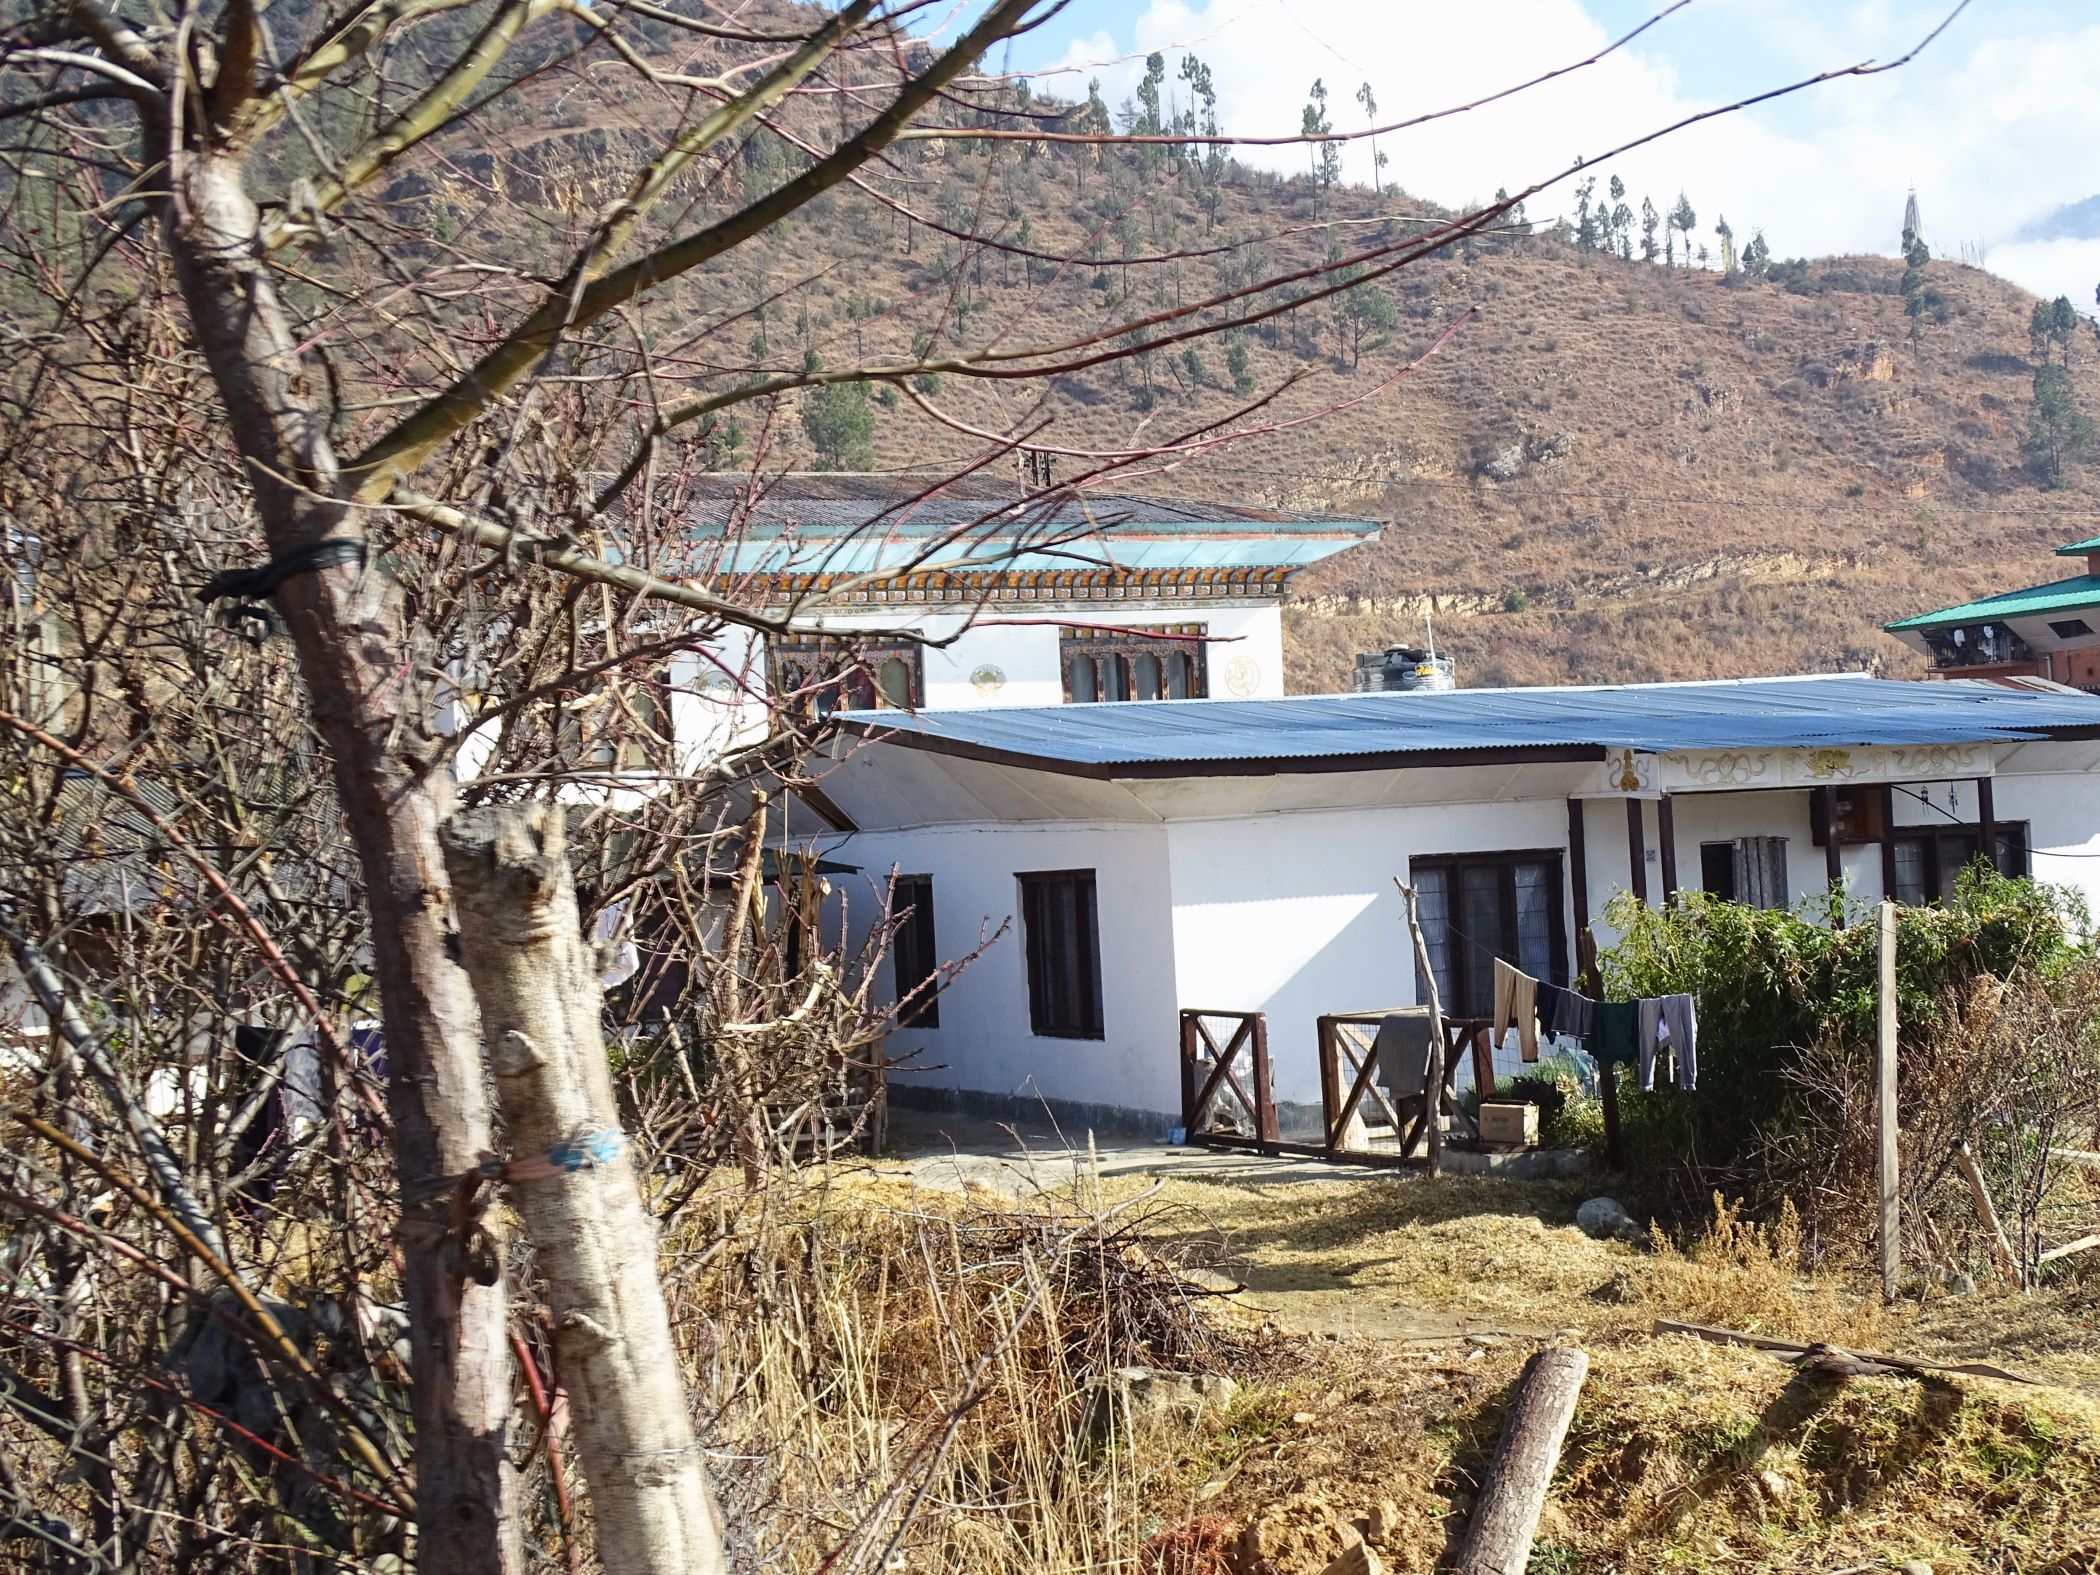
[1878,898,1901,1300]
[1251,1013,1278,1151]
[1178,1011,1198,1133]
[1394,878,1446,1178]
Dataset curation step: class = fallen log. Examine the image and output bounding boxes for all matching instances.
[1451,1345,1588,1575]
[1651,1319,2038,1386]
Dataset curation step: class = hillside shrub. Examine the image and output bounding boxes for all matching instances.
[1595,870,2091,1241]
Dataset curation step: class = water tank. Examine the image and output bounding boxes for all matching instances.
[1352,646,1456,693]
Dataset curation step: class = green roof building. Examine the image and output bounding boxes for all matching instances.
[1884,535,2100,691]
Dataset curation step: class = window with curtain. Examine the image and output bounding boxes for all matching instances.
[1059,625,1206,702]
[1409,852,1566,1020]
[1890,823,2029,906]
[1699,837,1790,909]
[891,875,939,1028]
[1018,870,1104,1038]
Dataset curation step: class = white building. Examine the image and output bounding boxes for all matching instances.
[662,477,1380,760]
[810,675,2100,1135]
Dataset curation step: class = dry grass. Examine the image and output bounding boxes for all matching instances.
[660,1161,2100,1574]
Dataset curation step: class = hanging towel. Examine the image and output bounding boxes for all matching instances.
[1372,1010,1435,1098]
[1590,1000,1639,1069]
[1492,958,1540,1063]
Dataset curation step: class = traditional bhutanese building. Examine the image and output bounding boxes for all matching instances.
[1884,531,2100,692]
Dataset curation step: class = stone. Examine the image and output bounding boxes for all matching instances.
[1900,1563,1934,1575]
[1365,1498,1403,1541]
[1755,1468,1788,1504]
[1576,1197,1638,1241]
[1087,1367,1237,1438]
[1475,440,1525,482]
[1319,1543,1385,1575]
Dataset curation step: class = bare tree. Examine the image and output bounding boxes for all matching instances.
[0,0,1964,1563]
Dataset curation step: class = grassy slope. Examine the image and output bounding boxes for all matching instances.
[386,2,2100,696]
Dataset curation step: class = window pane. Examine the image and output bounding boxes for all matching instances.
[1700,843,1737,901]
[1068,654,1098,703]
[1513,861,1555,982]
[1101,654,1128,702]
[1019,872,1103,1038]
[1412,867,1455,1013]
[1994,824,2029,879]
[1459,865,1503,1019]
[1166,653,1191,699]
[1892,837,1929,907]
[893,876,939,1027]
[1133,653,1163,701]
[877,656,914,709]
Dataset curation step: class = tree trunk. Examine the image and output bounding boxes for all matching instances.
[1452,1346,1588,1575]
[442,804,726,1575]
[162,152,521,1572]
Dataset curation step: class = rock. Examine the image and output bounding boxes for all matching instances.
[1319,1544,1385,1575]
[1087,1367,1237,1437]
[1900,1563,1934,1575]
[1576,1197,1639,1241]
[1755,1468,1788,1503]
[1365,1498,1403,1542]
[1474,440,1525,482]
[1588,1269,1642,1304]
[1943,1271,1978,1298]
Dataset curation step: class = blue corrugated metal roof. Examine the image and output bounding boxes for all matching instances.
[714,535,1366,575]
[838,676,2100,773]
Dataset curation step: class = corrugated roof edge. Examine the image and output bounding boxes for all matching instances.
[2056,533,2100,556]
[1883,573,2100,632]
[829,674,2100,781]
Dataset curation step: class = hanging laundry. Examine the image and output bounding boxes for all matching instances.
[1536,982,1594,1043]
[1637,994,1699,1091]
[1372,1010,1435,1098]
[1589,1000,1639,1069]
[1492,957,1540,1063]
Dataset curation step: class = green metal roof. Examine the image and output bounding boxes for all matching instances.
[2055,533,2100,556]
[1884,573,2100,633]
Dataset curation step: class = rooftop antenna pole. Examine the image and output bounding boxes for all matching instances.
[1425,606,1437,662]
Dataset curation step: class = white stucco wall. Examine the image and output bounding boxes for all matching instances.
[1166,798,1568,1112]
[847,820,1183,1122]
[837,744,2100,1129]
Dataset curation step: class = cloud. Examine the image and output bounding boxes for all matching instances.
[1032,2,2100,291]
[1987,239,2100,315]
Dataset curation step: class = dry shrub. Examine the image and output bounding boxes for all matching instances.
[1139,1513,1239,1575]
[1644,1194,1886,1345]
[1774,964,2100,1281]
[661,1176,1257,1574]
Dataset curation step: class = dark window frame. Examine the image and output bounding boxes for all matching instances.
[768,636,923,717]
[891,875,940,1028]
[1407,849,1568,1022]
[1017,869,1105,1039]
[1059,624,1208,703]
[1890,821,2030,906]
[2049,618,2094,639]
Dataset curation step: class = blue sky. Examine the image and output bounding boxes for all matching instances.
[962,0,2100,304]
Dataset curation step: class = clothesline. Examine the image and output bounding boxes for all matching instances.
[1488,956,1698,1093]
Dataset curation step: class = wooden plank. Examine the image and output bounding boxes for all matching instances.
[1879,784,1899,903]
[1178,1011,1199,1129]
[1625,797,1648,905]
[1976,774,1996,866]
[1657,794,1679,905]
[1566,798,1590,968]
[1252,1013,1279,1149]
[1452,1346,1589,1575]
[1877,899,1901,1301]
[1822,786,1844,925]
[1317,1016,1342,1153]
[1651,1319,2038,1385]
[1955,1138,2018,1282]
[2039,1233,2100,1266]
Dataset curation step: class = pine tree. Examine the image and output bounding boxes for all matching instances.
[1573,175,1598,256]
[802,378,876,470]
[1669,193,1697,269]
[1714,215,1736,275]
[1355,82,1381,196]
[1640,197,1660,263]
[1303,80,1339,205]
[1740,229,1771,278]
[2023,363,2096,487]
[1900,229,1945,353]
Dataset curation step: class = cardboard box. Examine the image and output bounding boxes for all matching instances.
[1478,1101,1540,1148]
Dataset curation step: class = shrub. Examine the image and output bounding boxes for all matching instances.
[1596,870,2091,1235]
